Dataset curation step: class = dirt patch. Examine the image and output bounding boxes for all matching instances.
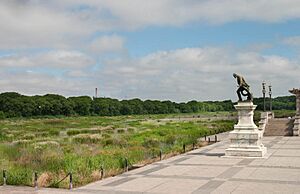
[37,172,53,187]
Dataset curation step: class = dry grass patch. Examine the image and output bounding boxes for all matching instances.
[72,134,102,144]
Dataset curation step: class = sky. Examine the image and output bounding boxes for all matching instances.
[1,0,300,102]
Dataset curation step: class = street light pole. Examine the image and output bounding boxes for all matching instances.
[269,85,272,112]
[262,81,266,112]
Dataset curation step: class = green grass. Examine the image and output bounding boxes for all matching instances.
[0,112,237,188]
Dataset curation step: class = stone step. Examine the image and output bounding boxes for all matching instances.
[264,118,294,136]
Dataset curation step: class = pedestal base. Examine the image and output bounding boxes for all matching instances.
[226,145,267,157]
[225,101,267,158]
[225,130,267,157]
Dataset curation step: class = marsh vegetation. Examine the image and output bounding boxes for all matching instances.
[0,112,234,188]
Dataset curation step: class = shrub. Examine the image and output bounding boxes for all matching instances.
[102,138,114,146]
[142,138,160,148]
[22,134,35,140]
[49,129,60,136]
[0,111,6,119]
[43,119,65,125]
[67,129,102,136]
[102,133,111,138]
[165,134,176,145]
[116,129,125,134]
[6,167,33,186]
[127,127,135,133]
[73,134,102,144]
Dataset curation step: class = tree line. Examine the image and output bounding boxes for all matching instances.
[0,92,296,118]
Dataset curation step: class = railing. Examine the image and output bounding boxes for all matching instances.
[259,111,274,134]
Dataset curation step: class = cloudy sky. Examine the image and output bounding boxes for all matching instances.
[1,0,300,102]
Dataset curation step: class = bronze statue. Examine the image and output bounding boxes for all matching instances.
[233,73,253,101]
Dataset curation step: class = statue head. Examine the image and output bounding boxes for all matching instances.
[233,73,237,78]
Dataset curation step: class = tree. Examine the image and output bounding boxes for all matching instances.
[69,96,92,115]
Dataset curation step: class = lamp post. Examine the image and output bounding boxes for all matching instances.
[262,81,266,112]
[269,85,272,112]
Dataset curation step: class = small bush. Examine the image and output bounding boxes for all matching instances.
[22,134,35,140]
[142,138,160,148]
[6,167,33,186]
[73,134,102,144]
[43,119,65,125]
[102,133,111,138]
[67,129,82,136]
[102,138,114,146]
[165,134,176,145]
[0,111,6,119]
[67,129,102,136]
[127,128,135,133]
[116,129,125,134]
[49,129,60,136]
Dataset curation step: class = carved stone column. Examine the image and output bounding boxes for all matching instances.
[289,88,300,136]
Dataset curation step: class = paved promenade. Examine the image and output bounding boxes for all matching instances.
[1,134,300,194]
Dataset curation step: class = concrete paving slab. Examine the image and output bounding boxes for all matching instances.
[258,156,300,168]
[183,166,230,178]
[273,149,300,156]
[149,165,196,176]
[192,180,225,194]
[148,178,208,194]
[212,181,300,194]
[271,144,300,149]
[233,167,300,182]
[113,177,166,192]
[179,155,242,166]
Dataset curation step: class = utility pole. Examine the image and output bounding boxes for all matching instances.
[269,84,272,111]
[95,88,98,98]
[262,81,266,112]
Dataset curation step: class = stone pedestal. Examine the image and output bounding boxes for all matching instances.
[289,88,300,136]
[225,101,267,157]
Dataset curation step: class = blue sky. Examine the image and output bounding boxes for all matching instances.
[120,20,300,57]
[1,1,300,102]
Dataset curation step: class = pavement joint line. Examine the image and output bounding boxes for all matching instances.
[236,158,255,166]
[187,149,211,156]
[145,174,213,181]
[136,164,168,175]
[229,178,300,185]
[272,154,300,157]
[118,174,145,178]
[217,167,243,179]
[167,156,192,164]
[271,147,300,150]
[188,152,225,157]
[143,177,171,193]
[102,177,136,187]
[175,163,232,167]
[74,189,142,194]
[249,165,300,170]
[191,180,225,194]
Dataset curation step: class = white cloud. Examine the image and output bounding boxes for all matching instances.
[0,70,94,97]
[36,50,94,69]
[0,46,298,101]
[282,36,300,47]
[0,50,94,69]
[95,47,300,101]
[88,35,125,54]
[1,1,300,50]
